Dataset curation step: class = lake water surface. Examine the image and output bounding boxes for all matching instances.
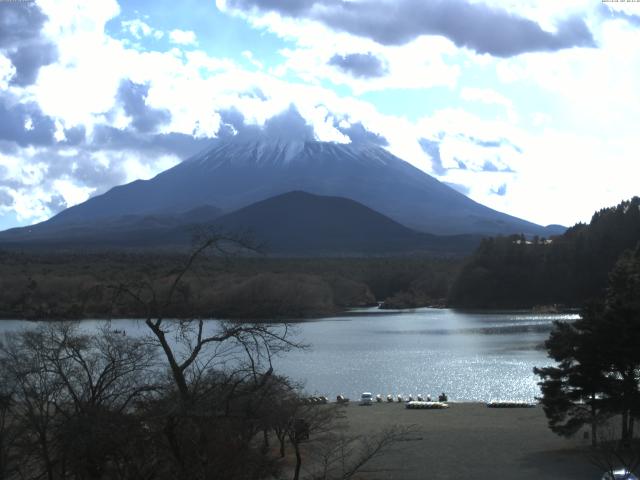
[0,308,577,402]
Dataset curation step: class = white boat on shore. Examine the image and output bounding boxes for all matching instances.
[486,401,536,408]
[406,401,449,410]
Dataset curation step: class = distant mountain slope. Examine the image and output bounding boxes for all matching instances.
[0,192,480,255]
[0,205,223,248]
[40,138,560,237]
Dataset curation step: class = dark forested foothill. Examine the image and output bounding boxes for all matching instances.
[450,197,640,309]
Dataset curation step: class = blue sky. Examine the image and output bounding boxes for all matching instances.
[0,0,639,231]
[106,0,292,67]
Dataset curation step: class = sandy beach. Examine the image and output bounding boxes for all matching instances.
[332,402,601,479]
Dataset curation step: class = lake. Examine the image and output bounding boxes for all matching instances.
[0,308,577,402]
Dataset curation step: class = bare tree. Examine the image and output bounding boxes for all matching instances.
[0,328,65,480]
[287,402,344,480]
[0,369,21,480]
[0,323,159,480]
[111,234,302,403]
[110,234,305,479]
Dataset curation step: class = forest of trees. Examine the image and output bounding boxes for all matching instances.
[534,244,640,474]
[0,251,461,320]
[450,197,640,309]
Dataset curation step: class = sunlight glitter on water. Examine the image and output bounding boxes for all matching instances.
[272,309,576,402]
[0,309,577,402]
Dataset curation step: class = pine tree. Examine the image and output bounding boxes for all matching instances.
[534,302,610,446]
[535,244,640,445]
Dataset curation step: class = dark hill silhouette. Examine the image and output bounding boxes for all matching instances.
[210,191,480,255]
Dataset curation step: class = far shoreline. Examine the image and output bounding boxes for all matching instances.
[0,305,582,323]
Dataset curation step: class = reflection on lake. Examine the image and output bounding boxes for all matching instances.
[0,308,578,402]
[273,308,577,402]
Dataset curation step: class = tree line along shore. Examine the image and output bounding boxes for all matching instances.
[0,252,460,320]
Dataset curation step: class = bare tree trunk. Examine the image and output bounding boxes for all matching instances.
[0,440,5,480]
[591,401,598,447]
[163,416,185,470]
[622,410,629,444]
[262,429,269,453]
[293,442,302,480]
[33,430,56,480]
[145,319,190,401]
[275,429,286,458]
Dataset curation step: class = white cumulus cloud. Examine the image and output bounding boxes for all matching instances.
[169,29,198,46]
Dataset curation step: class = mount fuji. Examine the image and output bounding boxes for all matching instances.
[0,137,563,252]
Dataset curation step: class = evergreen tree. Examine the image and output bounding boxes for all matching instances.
[599,246,640,442]
[535,246,640,445]
[534,302,609,446]
[451,197,640,308]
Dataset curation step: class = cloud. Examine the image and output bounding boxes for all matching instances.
[242,50,264,69]
[337,121,388,146]
[0,84,212,226]
[491,183,507,196]
[44,193,67,215]
[263,104,316,140]
[226,0,596,57]
[419,138,445,175]
[0,3,47,45]
[217,107,260,138]
[599,4,640,27]
[7,41,57,86]
[460,87,517,121]
[222,104,317,141]
[169,29,198,46]
[32,149,127,193]
[482,160,499,172]
[121,19,164,40]
[0,189,13,207]
[62,125,86,146]
[0,91,56,147]
[116,80,171,133]
[90,125,213,159]
[0,3,58,86]
[444,182,470,195]
[217,105,389,147]
[473,139,501,148]
[328,52,387,78]
[467,135,522,153]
